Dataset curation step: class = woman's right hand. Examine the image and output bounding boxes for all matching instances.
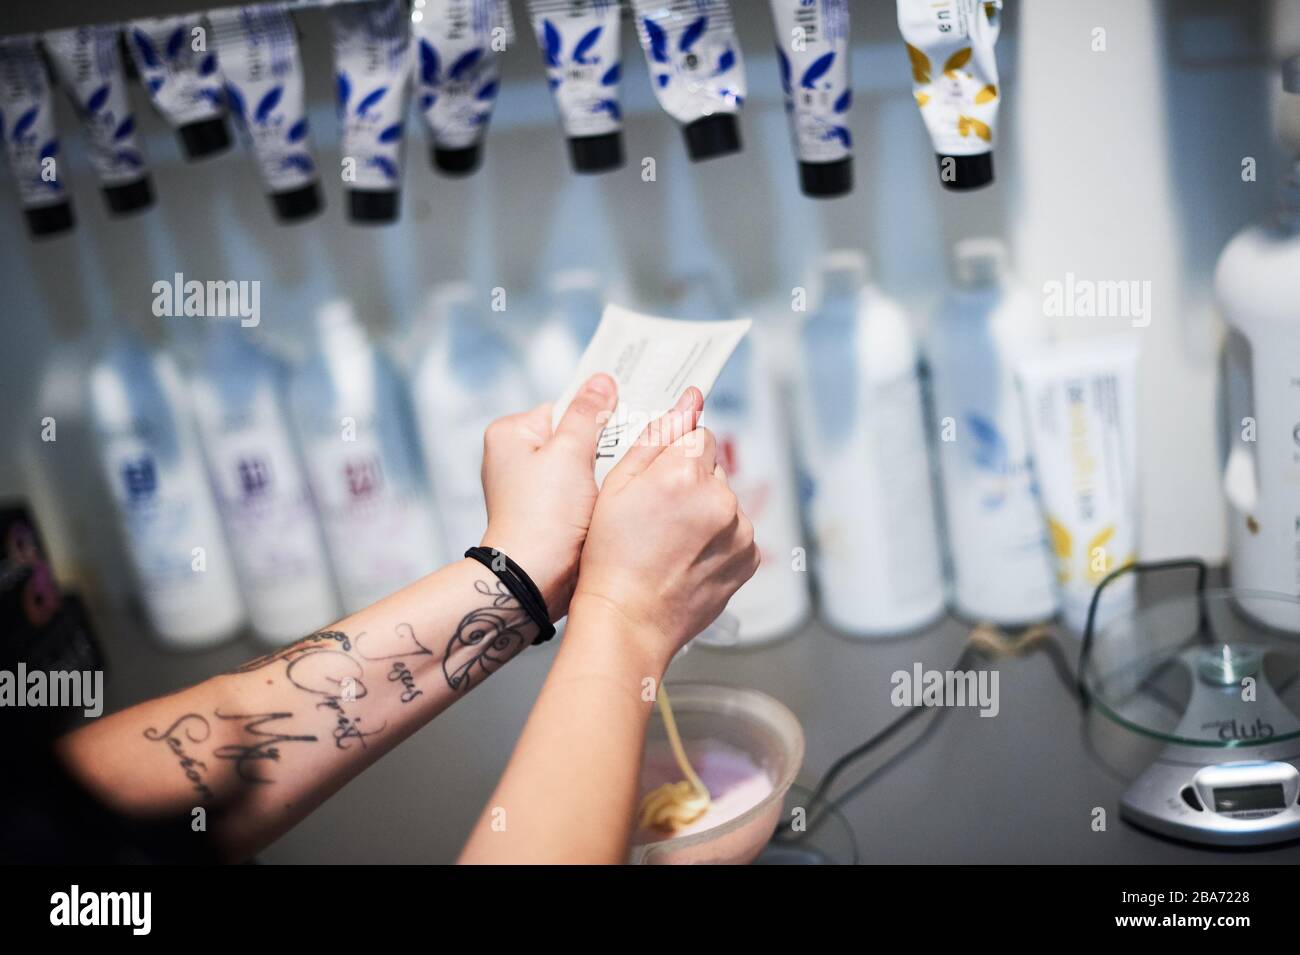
[571,387,760,669]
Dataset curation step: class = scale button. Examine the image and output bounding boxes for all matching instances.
[1180,786,1204,811]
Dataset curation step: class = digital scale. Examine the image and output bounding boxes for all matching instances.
[1081,569,1300,847]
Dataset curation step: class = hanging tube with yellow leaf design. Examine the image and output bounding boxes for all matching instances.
[1015,337,1141,636]
[896,0,1001,190]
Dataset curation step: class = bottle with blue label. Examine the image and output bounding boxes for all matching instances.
[190,320,340,645]
[679,276,809,647]
[526,269,604,402]
[290,299,443,614]
[927,238,1057,625]
[89,329,245,649]
[792,252,946,636]
[412,283,532,561]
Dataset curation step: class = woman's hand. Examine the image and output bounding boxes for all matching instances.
[479,373,618,620]
[570,387,760,671]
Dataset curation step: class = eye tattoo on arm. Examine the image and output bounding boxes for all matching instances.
[443,579,536,693]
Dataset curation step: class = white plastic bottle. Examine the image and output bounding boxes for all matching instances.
[526,269,604,402]
[190,320,340,645]
[680,277,809,647]
[792,252,947,636]
[1216,158,1300,633]
[289,299,443,614]
[89,329,245,648]
[927,239,1058,625]
[412,284,532,561]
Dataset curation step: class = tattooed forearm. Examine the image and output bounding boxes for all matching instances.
[443,579,536,693]
[211,711,319,783]
[143,714,214,800]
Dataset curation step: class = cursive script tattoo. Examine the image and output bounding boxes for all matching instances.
[443,580,533,693]
[387,661,423,703]
[228,630,353,675]
[284,649,385,750]
[143,713,214,800]
[211,710,319,783]
[355,622,432,662]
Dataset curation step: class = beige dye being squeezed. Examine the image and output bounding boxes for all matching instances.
[637,686,711,831]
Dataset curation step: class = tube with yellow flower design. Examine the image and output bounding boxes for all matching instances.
[1015,337,1141,635]
[896,0,1001,190]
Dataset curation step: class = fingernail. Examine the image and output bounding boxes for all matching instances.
[585,373,616,399]
[674,387,696,411]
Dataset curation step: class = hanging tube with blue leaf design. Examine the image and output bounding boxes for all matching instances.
[412,0,514,176]
[0,35,75,236]
[209,6,322,222]
[769,0,852,198]
[44,25,155,215]
[527,0,624,174]
[631,0,747,162]
[328,0,412,223]
[126,14,231,161]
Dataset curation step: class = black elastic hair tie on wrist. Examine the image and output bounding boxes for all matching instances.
[463,546,556,645]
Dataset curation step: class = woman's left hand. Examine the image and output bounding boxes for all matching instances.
[478,373,618,620]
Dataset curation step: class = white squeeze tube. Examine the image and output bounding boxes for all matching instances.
[896,0,1001,191]
[0,35,75,236]
[412,0,513,176]
[43,25,155,215]
[327,0,412,223]
[631,0,747,162]
[552,303,751,645]
[209,6,322,222]
[126,15,232,160]
[1016,337,1141,635]
[768,0,853,198]
[527,0,624,173]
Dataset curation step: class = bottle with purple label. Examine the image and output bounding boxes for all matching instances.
[190,320,340,645]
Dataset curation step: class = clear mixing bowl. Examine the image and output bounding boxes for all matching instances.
[627,682,805,864]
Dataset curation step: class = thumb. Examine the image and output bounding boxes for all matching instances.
[552,373,618,456]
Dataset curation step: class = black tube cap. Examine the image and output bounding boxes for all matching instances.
[178,117,232,160]
[25,200,75,237]
[433,144,482,176]
[348,188,400,224]
[936,152,994,191]
[683,114,741,162]
[799,157,853,198]
[567,132,624,174]
[270,181,323,222]
[103,176,155,215]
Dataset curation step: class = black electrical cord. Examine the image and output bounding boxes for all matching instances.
[778,557,1215,847]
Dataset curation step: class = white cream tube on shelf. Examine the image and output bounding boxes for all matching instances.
[1016,337,1141,635]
